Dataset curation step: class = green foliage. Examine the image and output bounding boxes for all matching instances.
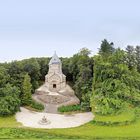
[23,58,40,92]
[81,102,91,112]
[21,74,32,105]
[135,46,140,72]
[0,84,20,116]
[134,107,140,119]
[91,47,140,115]
[81,90,92,111]
[28,100,44,111]
[99,39,115,59]
[61,57,73,81]
[8,61,25,88]
[126,45,137,70]
[36,57,49,81]
[69,48,93,102]
[58,105,81,113]
[92,60,125,114]
[0,66,10,87]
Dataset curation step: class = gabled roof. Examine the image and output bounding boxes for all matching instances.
[49,52,61,65]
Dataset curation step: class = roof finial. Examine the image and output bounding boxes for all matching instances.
[49,51,61,65]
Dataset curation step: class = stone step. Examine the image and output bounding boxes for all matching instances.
[45,104,58,114]
[37,94,70,104]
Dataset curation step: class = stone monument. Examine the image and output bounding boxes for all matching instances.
[38,115,51,125]
[33,52,80,113]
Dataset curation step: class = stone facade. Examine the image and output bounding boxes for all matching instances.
[45,52,66,92]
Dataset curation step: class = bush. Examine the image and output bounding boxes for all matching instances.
[58,105,81,113]
[81,102,91,112]
[134,107,140,119]
[27,100,44,111]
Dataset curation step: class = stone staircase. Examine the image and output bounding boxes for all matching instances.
[32,84,80,114]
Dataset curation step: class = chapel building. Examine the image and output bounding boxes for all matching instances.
[45,52,66,92]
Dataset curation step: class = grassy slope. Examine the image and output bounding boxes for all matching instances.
[0,115,21,127]
[47,120,140,139]
[0,112,140,139]
[94,109,135,123]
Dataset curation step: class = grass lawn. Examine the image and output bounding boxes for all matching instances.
[92,109,136,126]
[47,119,140,139]
[0,110,140,139]
[95,110,135,122]
[0,115,21,128]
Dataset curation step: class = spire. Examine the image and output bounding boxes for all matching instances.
[49,52,61,65]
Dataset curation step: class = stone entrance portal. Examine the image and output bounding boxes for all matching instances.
[53,84,56,88]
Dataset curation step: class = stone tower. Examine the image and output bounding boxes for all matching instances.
[45,52,66,92]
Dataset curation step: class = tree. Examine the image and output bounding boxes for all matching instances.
[23,58,40,92]
[99,39,115,59]
[37,57,49,81]
[126,45,137,70]
[61,57,73,82]
[109,48,126,65]
[0,66,10,88]
[0,84,20,116]
[69,48,93,110]
[91,48,140,115]
[78,48,91,56]
[91,61,129,114]
[21,74,32,105]
[135,46,140,72]
[69,48,92,83]
[8,61,25,89]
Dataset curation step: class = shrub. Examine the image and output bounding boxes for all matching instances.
[81,102,91,112]
[28,100,44,111]
[58,105,81,113]
[134,107,140,119]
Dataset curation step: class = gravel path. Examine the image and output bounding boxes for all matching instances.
[16,107,94,129]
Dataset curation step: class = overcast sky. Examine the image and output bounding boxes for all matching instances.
[0,0,140,62]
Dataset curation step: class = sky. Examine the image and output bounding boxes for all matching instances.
[0,0,140,62]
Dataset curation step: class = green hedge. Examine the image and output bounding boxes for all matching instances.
[25,100,44,112]
[58,105,81,113]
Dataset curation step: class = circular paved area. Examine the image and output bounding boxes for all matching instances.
[16,107,94,129]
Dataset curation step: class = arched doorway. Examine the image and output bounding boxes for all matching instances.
[53,84,56,88]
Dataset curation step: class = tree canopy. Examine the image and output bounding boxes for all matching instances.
[91,41,140,115]
[0,84,20,116]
